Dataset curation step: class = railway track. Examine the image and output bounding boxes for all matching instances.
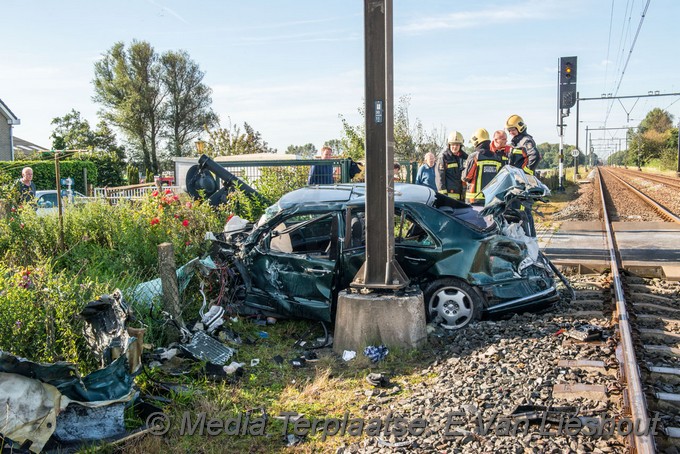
[594,167,680,452]
[599,166,680,224]
[613,168,680,192]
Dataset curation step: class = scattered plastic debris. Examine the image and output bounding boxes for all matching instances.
[565,324,602,342]
[250,358,260,367]
[223,362,245,374]
[258,331,269,339]
[290,358,306,368]
[363,345,389,363]
[342,350,356,361]
[366,373,390,388]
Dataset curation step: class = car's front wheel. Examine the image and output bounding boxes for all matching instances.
[424,278,483,329]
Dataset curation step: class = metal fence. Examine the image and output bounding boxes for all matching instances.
[93,183,181,204]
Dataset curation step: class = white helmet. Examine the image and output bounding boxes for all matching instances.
[448,131,464,145]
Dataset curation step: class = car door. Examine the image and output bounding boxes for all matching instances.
[393,206,441,277]
[246,212,340,322]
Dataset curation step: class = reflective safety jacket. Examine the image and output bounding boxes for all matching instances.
[462,142,503,205]
[436,147,468,200]
[490,141,510,166]
[509,131,541,175]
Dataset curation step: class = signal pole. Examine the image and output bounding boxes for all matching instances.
[558,56,577,192]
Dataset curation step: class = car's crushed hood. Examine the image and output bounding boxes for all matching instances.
[480,166,550,217]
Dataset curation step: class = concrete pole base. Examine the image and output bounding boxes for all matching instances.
[333,288,427,355]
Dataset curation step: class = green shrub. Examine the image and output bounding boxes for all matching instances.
[0,159,98,194]
[0,262,106,370]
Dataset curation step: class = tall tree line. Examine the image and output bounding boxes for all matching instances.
[93,40,218,173]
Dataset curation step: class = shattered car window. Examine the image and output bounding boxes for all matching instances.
[395,209,435,247]
[269,213,334,255]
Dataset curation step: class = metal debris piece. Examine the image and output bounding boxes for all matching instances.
[180,331,235,366]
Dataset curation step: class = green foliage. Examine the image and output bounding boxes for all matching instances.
[93,41,218,171]
[205,121,276,156]
[255,166,308,205]
[161,50,219,158]
[50,110,125,159]
[285,143,316,158]
[338,114,365,161]
[145,168,155,184]
[0,262,105,369]
[68,151,125,188]
[0,159,97,193]
[127,164,140,184]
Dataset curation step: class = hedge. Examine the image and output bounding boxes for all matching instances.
[0,160,98,194]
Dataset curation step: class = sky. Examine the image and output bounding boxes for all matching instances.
[2,0,680,160]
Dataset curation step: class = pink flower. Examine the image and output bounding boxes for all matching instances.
[182,219,189,227]
[150,217,160,226]
[164,189,172,195]
[185,202,192,209]
[185,241,191,246]
[151,190,159,197]
[20,223,24,229]
[174,214,180,219]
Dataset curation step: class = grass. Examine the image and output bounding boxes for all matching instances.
[115,317,439,453]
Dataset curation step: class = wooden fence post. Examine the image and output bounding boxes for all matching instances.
[158,242,184,343]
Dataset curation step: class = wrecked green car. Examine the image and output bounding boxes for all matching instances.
[212,176,559,330]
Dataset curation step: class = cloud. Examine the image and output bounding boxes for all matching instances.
[397,1,566,34]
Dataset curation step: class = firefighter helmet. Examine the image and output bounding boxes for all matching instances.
[470,128,490,147]
[505,114,527,133]
[447,131,464,144]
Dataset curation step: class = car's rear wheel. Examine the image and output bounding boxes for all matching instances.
[424,278,483,329]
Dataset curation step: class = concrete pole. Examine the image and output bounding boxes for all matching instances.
[352,0,407,289]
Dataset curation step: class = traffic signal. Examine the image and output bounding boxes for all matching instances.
[559,56,577,109]
[559,56,577,84]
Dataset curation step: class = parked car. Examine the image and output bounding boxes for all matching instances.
[35,190,90,216]
[211,170,558,330]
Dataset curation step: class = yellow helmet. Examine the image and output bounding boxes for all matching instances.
[470,128,490,147]
[505,114,527,133]
[447,131,464,145]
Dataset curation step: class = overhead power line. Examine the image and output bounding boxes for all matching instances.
[605,0,652,124]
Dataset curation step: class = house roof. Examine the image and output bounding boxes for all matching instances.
[0,98,20,124]
[13,136,48,158]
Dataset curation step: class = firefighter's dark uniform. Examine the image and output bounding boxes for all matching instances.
[436,148,468,200]
[462,141,503,205]
[508,131,540,175]
[509,130,541,236]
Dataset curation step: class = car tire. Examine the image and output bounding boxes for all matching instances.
[423,278,483,330]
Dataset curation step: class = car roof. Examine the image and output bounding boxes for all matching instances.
[276,183,436,210]
[35,190,85,197]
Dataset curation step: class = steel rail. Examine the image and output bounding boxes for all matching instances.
[596,167,656,453]
[613,167,680,192]
[601,167,680,224]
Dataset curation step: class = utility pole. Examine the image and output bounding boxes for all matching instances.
[54,151,64,252]
[557,57,577,192]
[677,120,680,177]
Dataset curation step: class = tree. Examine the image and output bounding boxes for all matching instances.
[93,40,165,173]
[161,50,219,158]
[50,110,125,158]
[628,108,676,167]
[285,143,316,158]
[204,120,275,156]
[50,109,94,150]
[638,108,674,134]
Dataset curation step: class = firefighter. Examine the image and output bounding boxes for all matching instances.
[506,114,541,175]
[462,128,503,205]
[505,115,540,236]
[490,130,510,166]
[436,131,468,200]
